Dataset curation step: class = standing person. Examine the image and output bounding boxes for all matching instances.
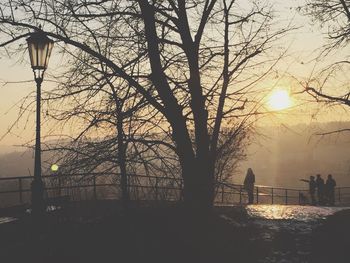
[300,176,317,205]
[325,174,336,206]
[244,168,255,204]
[316,174,325,205]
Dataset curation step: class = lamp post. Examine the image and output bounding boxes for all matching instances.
[26,30,54,216]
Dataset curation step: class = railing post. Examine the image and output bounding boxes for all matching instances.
[298,190,301,205]
[239,185,242,204]
[93,176,97,200]
[126,174,130,201]
[180,180,183,201]
[221,185,224,204]
[285,189,288,205]
[271,188,274,204]
[18,178,23,204]
[256,187,259,204]
[58,175,62,196]
[338,188,341,203]
[155,177,158,201]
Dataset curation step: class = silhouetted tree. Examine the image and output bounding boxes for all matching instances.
[0,0,289,210]
[301,0,350,134]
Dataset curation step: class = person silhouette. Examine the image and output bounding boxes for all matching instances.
[325,174,336,206]
[244,168,255,204]
[316,174,325,205]
[300,176,316,205]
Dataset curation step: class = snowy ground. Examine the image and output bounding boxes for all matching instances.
[246,205,350,221]
[245,205,350,263]
[0,217,16,224]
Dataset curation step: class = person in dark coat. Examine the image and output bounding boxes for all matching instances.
[300,176,317,205]
[316,174,325,205]
[325,174,336,206]
[244,168,255,204]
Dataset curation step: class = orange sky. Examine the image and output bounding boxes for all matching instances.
[0,0,349,147]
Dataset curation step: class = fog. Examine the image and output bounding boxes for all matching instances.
[1,122,350,189]
[237,122,350,188]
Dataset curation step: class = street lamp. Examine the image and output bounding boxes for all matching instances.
[26,30,54,216]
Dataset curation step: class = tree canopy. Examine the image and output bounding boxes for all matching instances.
[0,0,289,209]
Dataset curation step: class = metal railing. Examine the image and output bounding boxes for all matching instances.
[0,173,349,208]
[216,182,350,206]
[0,173,183,208]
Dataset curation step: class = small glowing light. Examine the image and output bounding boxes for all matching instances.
[267,89,292,110]
[51,164,59,172]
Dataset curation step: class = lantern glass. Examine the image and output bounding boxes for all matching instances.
[27,31,54,70]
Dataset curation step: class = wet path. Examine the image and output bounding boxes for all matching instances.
[244,205,350,263]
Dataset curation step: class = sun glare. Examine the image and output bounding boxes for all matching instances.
[267,89,292,111]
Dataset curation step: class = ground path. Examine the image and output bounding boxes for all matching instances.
[239,205,350,262]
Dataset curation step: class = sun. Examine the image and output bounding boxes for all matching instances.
[267,89,292,111]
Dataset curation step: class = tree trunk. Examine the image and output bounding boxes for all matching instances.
[180,153,214,212]
[182,171,214,211]
[139,0,214,212]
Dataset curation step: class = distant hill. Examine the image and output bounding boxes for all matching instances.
[0,148,34,177]
[0,146,54,178]
[0,145,26,156]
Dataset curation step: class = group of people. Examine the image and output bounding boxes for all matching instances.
[301,174,337,206]
[243,168,338,206]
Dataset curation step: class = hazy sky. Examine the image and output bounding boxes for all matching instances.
[0,0,349,147]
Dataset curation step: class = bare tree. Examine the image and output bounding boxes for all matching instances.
[0,0,289,210]
[303,0,350,50]
[301,0,350,132]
